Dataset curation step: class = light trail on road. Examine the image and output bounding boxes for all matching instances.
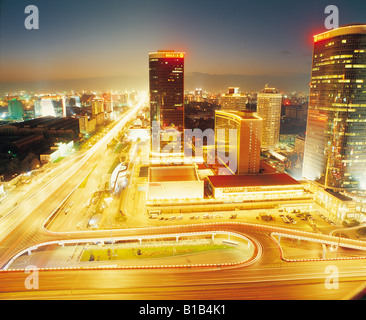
[0,92,365,300]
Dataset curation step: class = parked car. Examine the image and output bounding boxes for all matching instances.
[280,215,290,223]
[259,212,274,222]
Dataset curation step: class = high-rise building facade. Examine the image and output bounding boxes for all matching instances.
[36,96,65,117]
[40,99,56,117]
[303,24,366,189]
[91,99,104,116]
[220,87,248,112]
[194,88,203,102]
[149,50,185,153]
[215,110,262,174]
[34,99,42,117]
[149,50,185,154]
[8,99,23,121]
[256,85,282,150]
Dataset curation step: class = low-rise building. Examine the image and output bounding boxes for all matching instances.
[147,165,204,201]
[309,182,357,221]
[207,172,309,201]
[78,116,96,135]
[0,116,80,140]
[40,141,74,164]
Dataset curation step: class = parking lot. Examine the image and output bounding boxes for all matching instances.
[145,204,341,234]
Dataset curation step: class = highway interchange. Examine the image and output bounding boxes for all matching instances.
[0,95,366,300]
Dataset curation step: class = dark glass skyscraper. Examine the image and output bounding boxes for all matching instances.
[149,50,185,153]
[303,24,366,189]
[149,50,184,129]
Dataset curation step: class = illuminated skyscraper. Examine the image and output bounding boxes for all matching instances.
[256,85,282,150]
[303,24,366,189]
[8,99,23,121]
[220,87,248,112]
[149,50,185,153]
[34,99,42,117]
[40,99,56,117]
[91,99,104,116]
[195,88,203,101]
[37,96,65,117]
[215,110,262,174]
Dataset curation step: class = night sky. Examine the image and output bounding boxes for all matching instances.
[1,0,366,93]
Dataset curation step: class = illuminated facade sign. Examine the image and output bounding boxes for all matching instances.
[209,181,306,200]
[314,32,330,43]
[165,53,184,58]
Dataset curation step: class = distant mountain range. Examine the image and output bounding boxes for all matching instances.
[0,72,310,94]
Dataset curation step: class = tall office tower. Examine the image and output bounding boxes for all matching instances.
[195,88,203,102]
[130,90,138,103]
[149,50,185,153]
[91,99,104,116]
[303,24,366,189]
[256,85,282,150]
[69,96,81,108]
[220,87,248,112]
[40,99,56,117]
[38,97,64,117]
[215,110,262,174]
[34,99,42,117]
[8,99,23,120]
[61,97,68,117]
[53,100,63,117]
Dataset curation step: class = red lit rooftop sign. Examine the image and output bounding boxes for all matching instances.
[314,32,330,43]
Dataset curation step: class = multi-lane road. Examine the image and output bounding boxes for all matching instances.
[0,223,365,300]
[0,94,365,300]
[1,218,366,299]
[0,96,147,265]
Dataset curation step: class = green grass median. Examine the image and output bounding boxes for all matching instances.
[81,243,233,262]
[53,157,65,163]
[78,165,97,188]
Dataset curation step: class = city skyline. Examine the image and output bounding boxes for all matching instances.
[1,0,366,94]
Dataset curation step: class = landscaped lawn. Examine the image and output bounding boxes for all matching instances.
[53,157,65,163]
[81,243,233,261]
